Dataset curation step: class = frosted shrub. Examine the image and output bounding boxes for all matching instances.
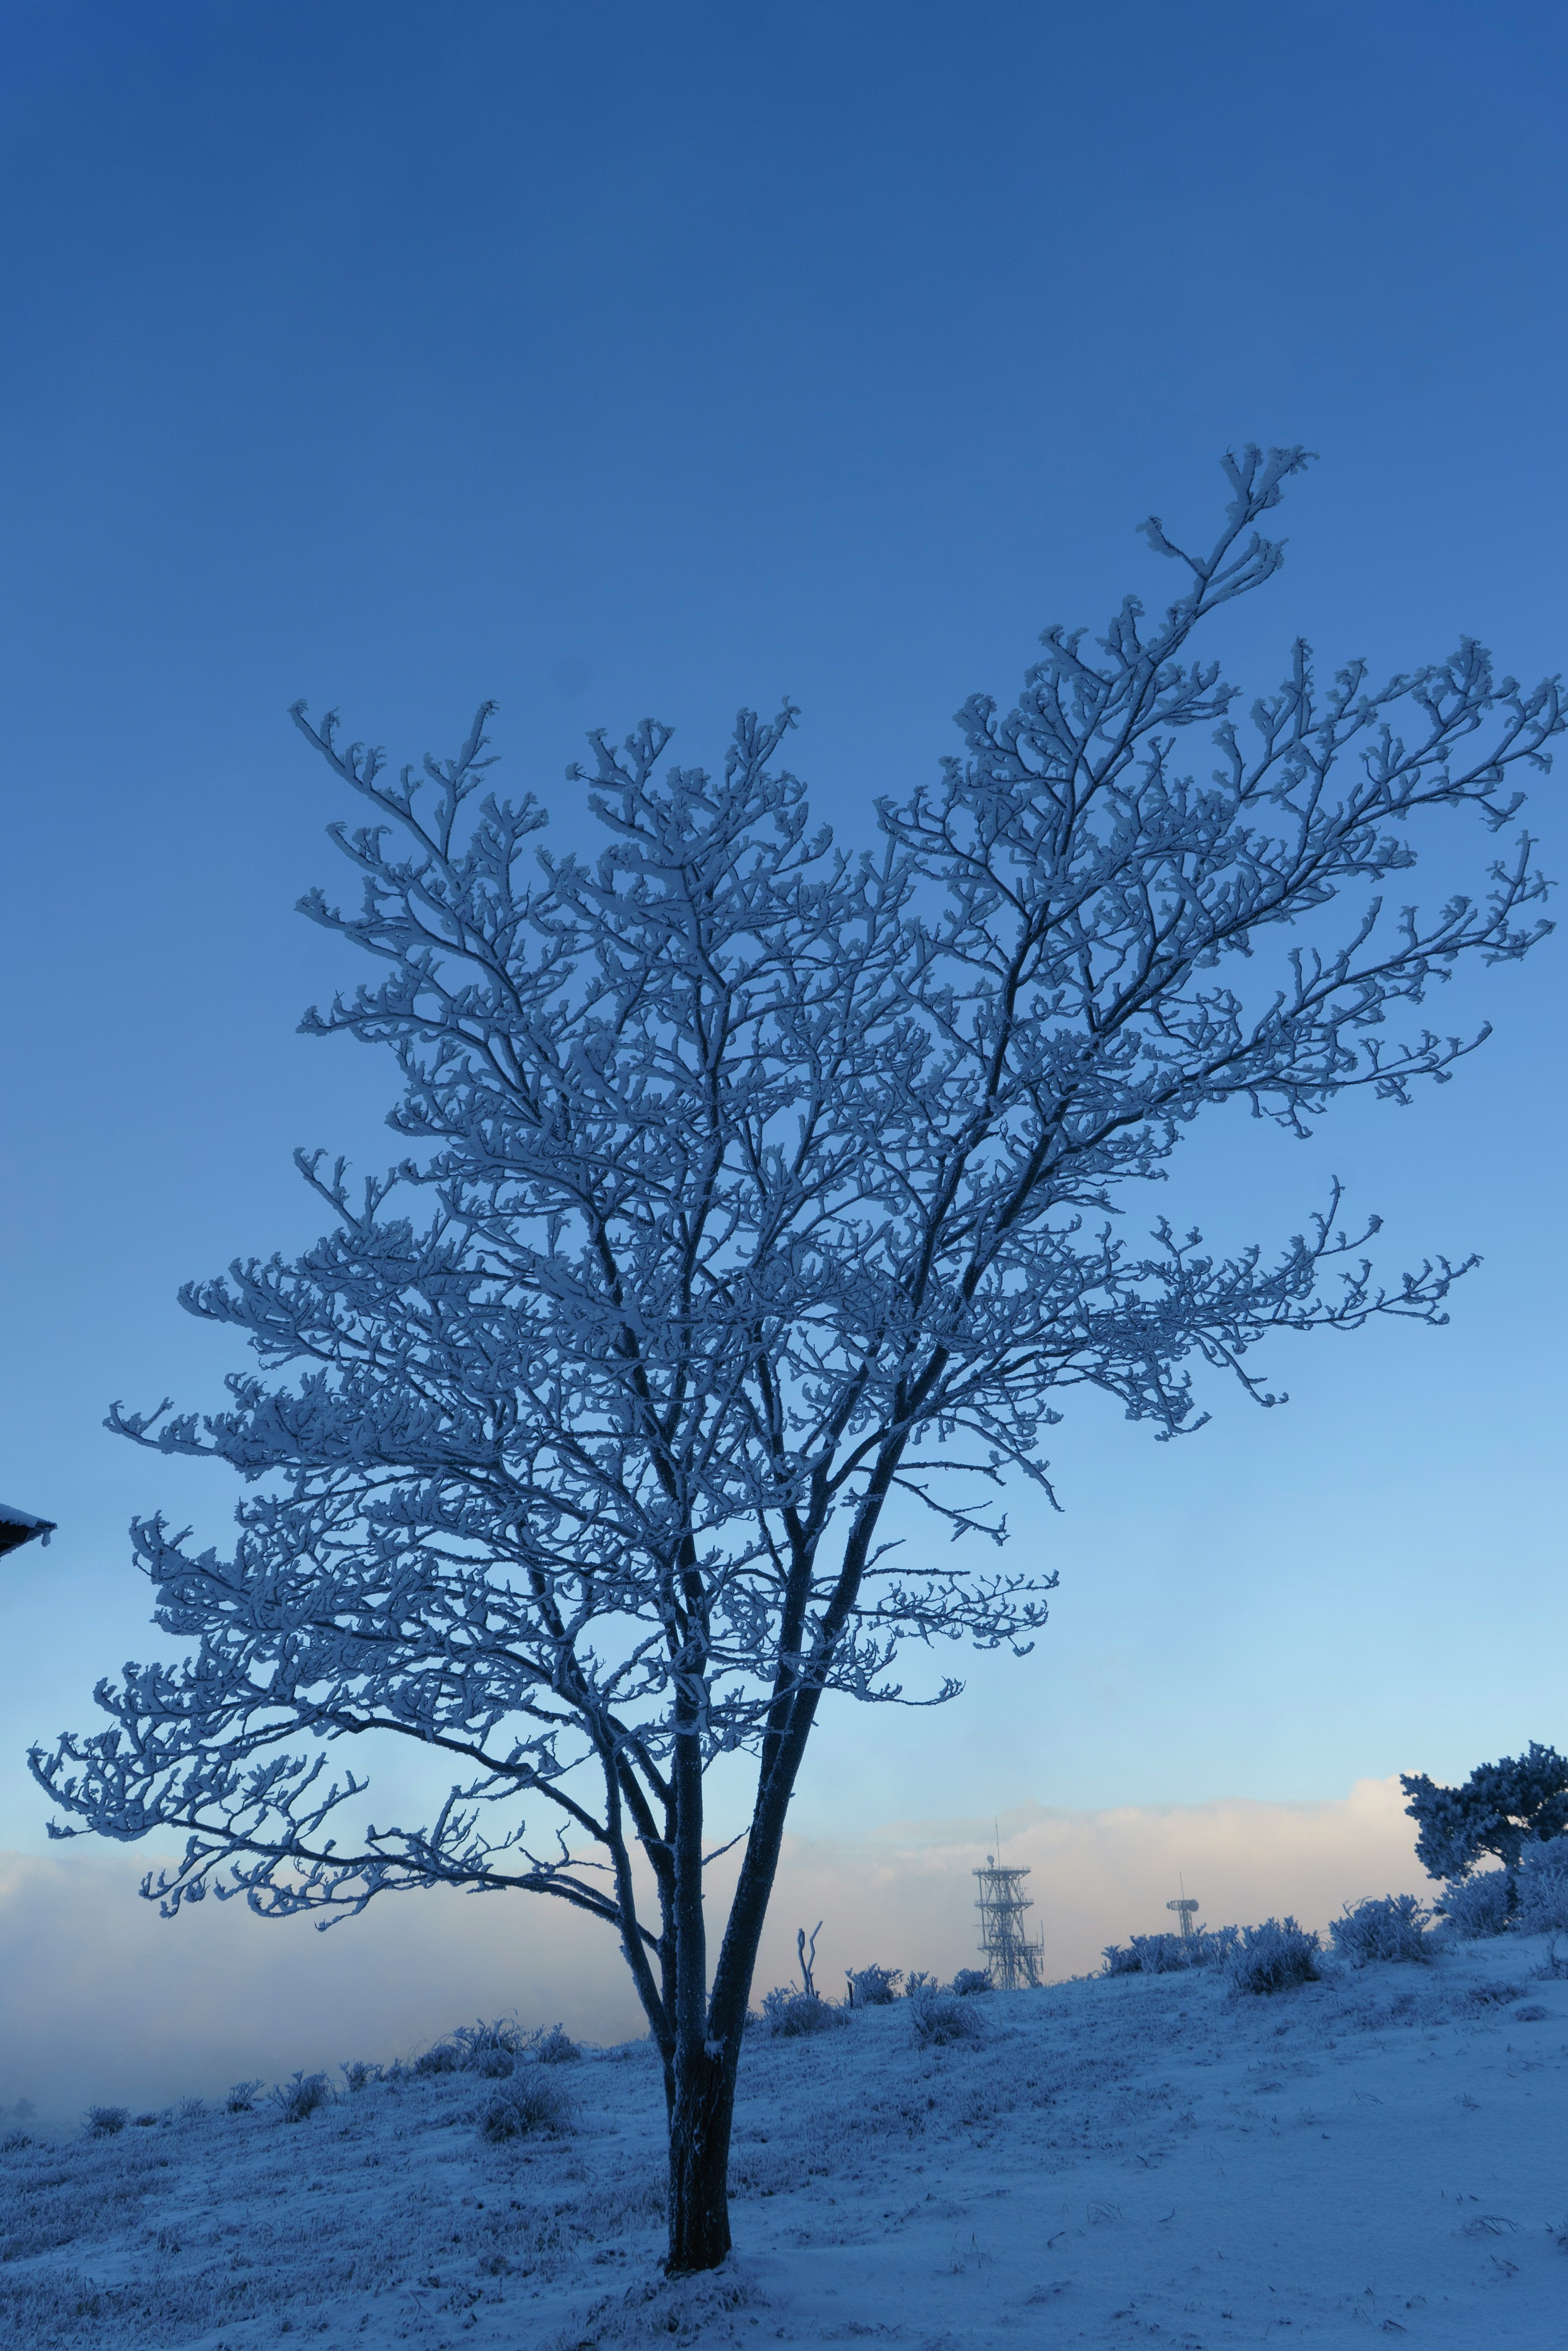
[1434,1870,1511,1939]
[413,2038,466,2076]
[84,2105,128,2137]
[1102,1927,1236,1976]
[1103,1932,1189,1976]
[467,2047,516,2079]
[530,2024,582,2065]
[848,1965,901,2006]
[225,2079,264,2113]
[417,2019,527,2077]
[340,2061,381,2093]
[271,2071,332,2123]
[1140,1932,1195,1973]
[909,1989,986,2047]
[1515,1839,1568,1934]
[1225,1918,1321,1995]
[950,1969,991,1997]
[759,1987,847,2038]
[479,2074,575,2141]
[1330,1894,1433,1966]
[458,2019,527,2061]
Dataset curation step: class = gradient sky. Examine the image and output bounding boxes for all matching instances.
[0,0,1563,1912]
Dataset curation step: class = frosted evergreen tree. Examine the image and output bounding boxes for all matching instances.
[33,448,1559,2269]
[1403,1742,1568,1900]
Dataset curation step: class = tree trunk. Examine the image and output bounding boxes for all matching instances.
[666,2040,738,2272]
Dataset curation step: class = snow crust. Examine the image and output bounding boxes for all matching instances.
[1,1935,1564,2349]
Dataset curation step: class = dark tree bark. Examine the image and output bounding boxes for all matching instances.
[667,2045,738,2271]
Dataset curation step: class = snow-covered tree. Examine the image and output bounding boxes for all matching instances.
[33,448,1559,2268]
[1403,1742,1568,1893]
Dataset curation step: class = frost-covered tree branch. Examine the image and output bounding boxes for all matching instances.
[32,447,1559,2270]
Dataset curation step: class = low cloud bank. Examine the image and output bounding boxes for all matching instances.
[0,1851,648,2127]
[0,1778,1424,2125]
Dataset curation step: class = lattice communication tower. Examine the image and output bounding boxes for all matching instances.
[973,1853,1044,1990]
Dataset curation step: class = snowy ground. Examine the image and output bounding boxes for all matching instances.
[0,1934,1564,2350]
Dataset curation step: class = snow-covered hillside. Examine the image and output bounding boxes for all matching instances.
[1,1934,1563,2349]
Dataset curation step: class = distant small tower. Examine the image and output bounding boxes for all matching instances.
[973,1851,1044,1990]
[1167,1896,1200,1950]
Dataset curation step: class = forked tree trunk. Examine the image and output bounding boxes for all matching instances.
[659,1551,860,2272]
[666,2041,738,2271]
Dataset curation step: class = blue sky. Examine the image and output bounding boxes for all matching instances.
[0,0,1562,1878]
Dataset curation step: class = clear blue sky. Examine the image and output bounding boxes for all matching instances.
[0,0,1562,1855]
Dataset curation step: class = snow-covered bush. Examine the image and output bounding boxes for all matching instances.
[462,2019,528,2061]
[411,2041,461,2078]
[909,1990,986,2047]
[1515,1839,1568,1934]
[950,1969,991,1997]
[1330,1894,1433,1966]
[413,2038,470,2077]
[848,1965,901,2006]
[1433,1870,1511,1939]
[340,2061,381,2093]
[478,2074,575,2141]
[1103,1932,1189,1975]
[271,2072,332,2123]
[531,2024,582,2065]
[1459,1978,1528,2010]
[225,2079,264,2113]
[758,1987,848,2038]
[1102,1926,1238,1976]
[1225,1918,1321,1995]
[131,2112,158,2128]
[84,2106,128,2137]
[471,2048,517,2079]
[415,2019,527,2077]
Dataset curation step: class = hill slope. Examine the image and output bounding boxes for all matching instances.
[0,1934,1563,2348]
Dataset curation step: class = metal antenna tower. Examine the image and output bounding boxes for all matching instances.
[1166,1872,1199,1951]
[973,1840,1044,1990]
[1166,1897,1200,1949]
